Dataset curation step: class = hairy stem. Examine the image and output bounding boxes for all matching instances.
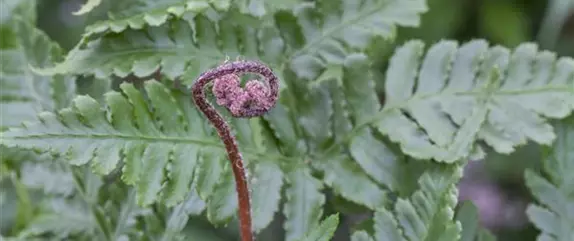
[191,60,279,241]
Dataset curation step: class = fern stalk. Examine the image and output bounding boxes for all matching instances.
[191,60,279,241]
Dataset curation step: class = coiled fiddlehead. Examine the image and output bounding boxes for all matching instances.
[191,60,279,241]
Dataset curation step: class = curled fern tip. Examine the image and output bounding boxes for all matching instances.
[191,60,279,241]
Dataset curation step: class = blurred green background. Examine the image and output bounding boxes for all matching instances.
[25,0,574,240]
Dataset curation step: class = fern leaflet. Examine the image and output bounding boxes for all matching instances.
[354,40,574,163]
[525,116,574,241]
[34,0,427,83]
[0,16,76,129]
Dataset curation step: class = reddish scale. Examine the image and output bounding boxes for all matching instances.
[191,60,279,241]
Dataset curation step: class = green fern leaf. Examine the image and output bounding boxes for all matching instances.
[0,81,283,208]
[286,0,427,79]
[314,53,400,198]
[456,201,497,241]
[0,79,289,233]
[76,0,301,38]
[0,16,76,129]
[283,168,326,241]
[0,0,36,24]
[313,155,389,209]
[235,0,301,17]
[297,214,339,241]
[81,0,229,38]
[73,0,102,15]
[20,161,75,197]
[373,164,462,241]
[35,0,427,83]
[34,17,267,81]
[206,162,238,225]
[18,198,96,239]
[249,161,284,232]
[363,40,574,163]
[525,116,574,241]
[351,231,375,241]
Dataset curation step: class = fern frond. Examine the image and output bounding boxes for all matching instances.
[18,198,96,239]
[0,80,288,233]
[525,116,574,241]
[0,0,36,24]
[283,168,326,241]
[78,0,302,38]
[356,40,574,163]
[297,214,339,241]
[73,0,102,15]
[456,201,497,241]
[81,0,229,38]
[373,164,462,241]
[35,0,426,83]
[308,54,403,198]
[286,0,427,79]
[20,161,75,197]
[0,16,76,129]
[351,231,374,241]
[235,0,301,17]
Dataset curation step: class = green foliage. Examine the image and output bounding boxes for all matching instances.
[2,0,574,240]
[456,201,497,241]
[73,0,102,16]
[33,0,427,82]
[525,116,574,241]
[0,10,76,129]
[377,40,574,162]
[352,164,463,241]
[297,214,340,241]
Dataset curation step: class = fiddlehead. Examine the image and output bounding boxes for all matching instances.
[191,60,279,241]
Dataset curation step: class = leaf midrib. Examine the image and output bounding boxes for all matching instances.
[4,132,294,162]
[317,85,574,157]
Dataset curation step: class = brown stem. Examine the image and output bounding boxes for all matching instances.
[191,60,279,241]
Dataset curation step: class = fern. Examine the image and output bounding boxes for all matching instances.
[525,116,574,241]
[79,0,230,38]
[19,160,75,197]
[297,214,340,241]
[34,0,427,82]
[0,15,76,129]
[0,80,287,232]
[348,164,462,241]
[369,40,574,163]
[75,0,302,38]
[17,198,97,239]
[4,40,574,239]
[456,201,497,241]
[73,0,102,16]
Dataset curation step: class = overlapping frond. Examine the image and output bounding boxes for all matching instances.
[35,0,427,84]
[0,15,76,129]
[456,201,497,241]
[360,40,574,163]
[81,0,230,38]
[73,0,102,15]
[297,214,339,241]
[0,0,36,24]
[0,80,289,233]
[18,198,96,239]
[350,165,462,241]
[34,16,284,83]
[525,116,574,241]
[286,0,427,79]
[78,0,305,38]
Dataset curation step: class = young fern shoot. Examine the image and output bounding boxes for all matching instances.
[191,60,279,241]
